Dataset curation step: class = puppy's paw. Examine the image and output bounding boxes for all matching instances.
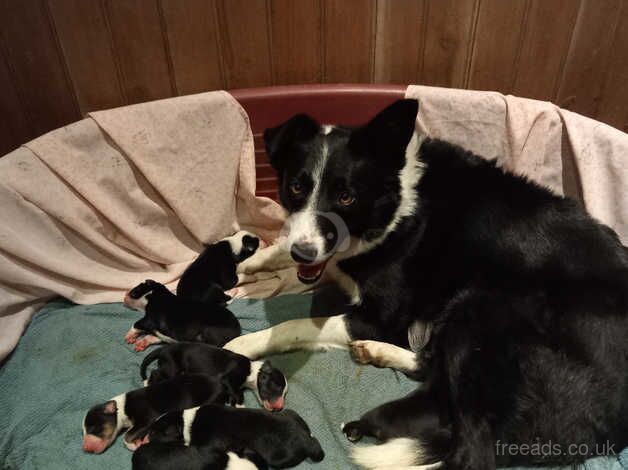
[134,338,150,352]
[124,328,140,344]
[342,421,364,443]
[350,340,378,365]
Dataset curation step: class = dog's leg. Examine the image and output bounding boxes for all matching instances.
[133,334,162,352]
[350,340,420,374]
[236,242,294,275]
[223,314,351,359]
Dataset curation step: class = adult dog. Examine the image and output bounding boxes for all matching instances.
[225,99,628,470]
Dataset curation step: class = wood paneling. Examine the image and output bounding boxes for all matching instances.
[0,0,79,136]
[467,0,527,93]
[323,0,375,82]
[270,0,322,85]
[556,0,623,116]
[597,2,628,133]
[421,0,478,88]
[160,0,224,94]
[215,0,272,88]
[48,0,126,114]
[512,0,580,101]
[2,0,628,157]
[104,0,175,103]
[373,0,425,84]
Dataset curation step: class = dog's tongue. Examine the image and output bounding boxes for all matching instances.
[297,261,327,284]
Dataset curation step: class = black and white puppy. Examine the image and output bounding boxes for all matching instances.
[177,230,260,303]
[123,280,241,351]
[132,443,265,470]
[82,374,230,454]
[140,343,288,411]
[144,405,324,469]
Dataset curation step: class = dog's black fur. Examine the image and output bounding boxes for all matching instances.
[125,280,241,348]
[264,99,628,469]
[82,374,232,453]
[145,405,324,469]
[132,443,266,470]
[140,343,288,410]
[177,233,260,304]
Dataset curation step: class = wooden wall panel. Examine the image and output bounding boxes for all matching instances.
[104,0,175,103]
[512,0,580,101]
[323,0,375,82]
[373,0,425,84]
[0,0,80,136]
[556,0,622,116]
[215,0,272,88]
[597,3,628,133]
[421,0,478,88]
[2,0,628,155]
[160,0,224,94]
[270,0,322,85]
[48,0,126,114]
[0,49,31,154]
[467,0,527,93]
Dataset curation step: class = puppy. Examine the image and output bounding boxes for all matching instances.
[144,405,324,469]
[140,343,288,411]
[82,374,230,454]
[177,230,260,303]
[132,443,266,470]
[123,280,241,351]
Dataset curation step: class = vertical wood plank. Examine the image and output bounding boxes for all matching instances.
[0,0,80,137]
[160,0,224,94]
[0,49,31,154]
[48,0,125,114]
[270,0,322,85]
[215,0,272,89]
[421,0,478,88]
[467,0,527,93]
[104,0,175,103]
[373,0,425,83]
[512,0,580,101]
[596,4,628,132]
[555,0,622,117]
[323,0,375,83]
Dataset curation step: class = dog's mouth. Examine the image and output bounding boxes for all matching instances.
[296,259,329,284]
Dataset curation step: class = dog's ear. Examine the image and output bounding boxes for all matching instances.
[349,99,418,166]
[263,114,320,170]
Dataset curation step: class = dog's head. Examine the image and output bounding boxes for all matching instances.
[82,399,123,454]
[257,360,288,411]
[265,99,420,283]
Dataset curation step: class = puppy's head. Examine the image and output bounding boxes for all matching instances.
[124,279,165,312]
[265,99,420,284]
[82,400,120,454]
[257,360,288,411]
[225,231,261,263]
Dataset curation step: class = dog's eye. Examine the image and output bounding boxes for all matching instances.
[338,191,355,206]
[289,182,303,195]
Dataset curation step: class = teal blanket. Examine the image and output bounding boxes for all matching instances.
[0,293,624,470]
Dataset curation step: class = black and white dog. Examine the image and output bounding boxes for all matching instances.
[132,443,264,470]
[140,343,288,411]
[224,99,628,469]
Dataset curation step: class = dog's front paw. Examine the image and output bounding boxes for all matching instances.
[350,340,379,365]
[342,421,364,443]
[124,328,140,344]
[223,333,264,359]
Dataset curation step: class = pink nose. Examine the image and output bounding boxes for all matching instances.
[266,396,285,411]
[83,435,107,454]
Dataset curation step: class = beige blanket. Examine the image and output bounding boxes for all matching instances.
[1,86,626,360]
[0,92,284,360]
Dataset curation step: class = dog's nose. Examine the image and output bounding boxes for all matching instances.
[290,243,318,264]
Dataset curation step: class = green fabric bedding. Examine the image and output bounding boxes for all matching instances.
[0,292,624,470]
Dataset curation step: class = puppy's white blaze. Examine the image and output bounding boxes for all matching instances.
[351,438,426,469]
[226,451,259,470]
[113,394,131,432]
[225,230,256,256]
[245,360,264,402]
[322,124,335,135]
[355,131,425,255]
[182,407,199,446]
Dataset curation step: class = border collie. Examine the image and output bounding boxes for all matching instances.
[224,99,628,469]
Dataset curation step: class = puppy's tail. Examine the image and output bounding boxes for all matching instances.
[351,438,430,469]
[139,347,162,380]
[307,436,324,462]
